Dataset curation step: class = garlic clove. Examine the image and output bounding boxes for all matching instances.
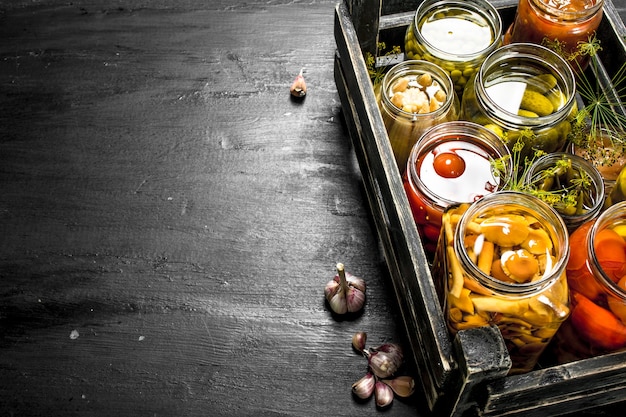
[351,372,375,399]
[346,286,366,313]
[374,381,394,408]
[352,331,367,353]
[327,290,348,315]
[290,68,307,98]
[383,375,415,398]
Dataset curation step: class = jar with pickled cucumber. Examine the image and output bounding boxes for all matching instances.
[433,191,571,374]
[552,201,626,363]
[460,43,577,159]
[504,0,604,72]
[605,164,626,208]
[404,0,502,97]
[403,121,513,256]
[523,152,605,232]
[379,60,460,174]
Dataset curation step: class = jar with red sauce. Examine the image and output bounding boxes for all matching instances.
[504,0,604,71]
[403,121,512,255]
[552,201,626,362]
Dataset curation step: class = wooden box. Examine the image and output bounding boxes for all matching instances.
[333,0,626,415]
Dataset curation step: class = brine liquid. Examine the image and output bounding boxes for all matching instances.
[484,75,566,115]
[417,139,500,203]
[420,6,494,56]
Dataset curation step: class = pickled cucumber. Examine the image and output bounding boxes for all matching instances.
[520,90,554,116]
[518,109,539,118]
[527,74,557,94]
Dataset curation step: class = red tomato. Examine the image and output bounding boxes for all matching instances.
[433,151,466,179]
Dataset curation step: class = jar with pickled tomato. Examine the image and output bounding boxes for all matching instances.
[433,191,571,374]
[403,121,512,256]
[379,60,460,174]
[504,0,604,72]
[523,152,605,232]
[461,43,577,159]
[552,201,626,363]
[404,0,502,97]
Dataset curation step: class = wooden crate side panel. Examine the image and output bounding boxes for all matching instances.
[334,1,457,408]
[478,351,626,416]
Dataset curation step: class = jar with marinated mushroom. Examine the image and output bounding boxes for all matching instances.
[433,191,571,374]
[379,60,460,174]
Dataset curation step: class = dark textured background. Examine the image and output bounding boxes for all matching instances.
[1,1,625,416]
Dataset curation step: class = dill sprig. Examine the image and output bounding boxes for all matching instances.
[365,42,402,85]
[544,34,626,168]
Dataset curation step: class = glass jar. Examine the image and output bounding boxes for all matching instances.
[504,0,604,72]
[403,121,512,256]
[523,152,605,232]
[404,0,502,97]
[433,191,570,374]
[605,164,626,208]
[461,43,576,159]
[379,60,460,174]
[552,201,626,363]
[571,126,626,189]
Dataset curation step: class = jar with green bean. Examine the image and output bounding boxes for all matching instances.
[524,152,605,232]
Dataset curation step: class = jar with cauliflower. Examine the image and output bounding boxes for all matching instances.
[378,60,460,174]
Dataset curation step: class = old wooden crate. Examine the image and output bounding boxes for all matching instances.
[334,0,626,415]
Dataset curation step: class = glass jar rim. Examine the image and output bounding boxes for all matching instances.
[380,59,456,118]
[412,0,502,62]
[474,43,576,129]
[454,191,570,297]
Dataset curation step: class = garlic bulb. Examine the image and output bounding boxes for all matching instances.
[347,334,415,408]
[365,343,403,379]
[324,263,366,315]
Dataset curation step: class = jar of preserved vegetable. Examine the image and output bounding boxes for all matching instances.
[571,127,626,190]
[605,164,626,208]
[404,0,502,96]
[461,43,576,159]
[403,121,512,256]
[552,201,626,363]
[433,191,571,374]
[523,152,605,232]
[379,60,460,174]
[504,0,604,72]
